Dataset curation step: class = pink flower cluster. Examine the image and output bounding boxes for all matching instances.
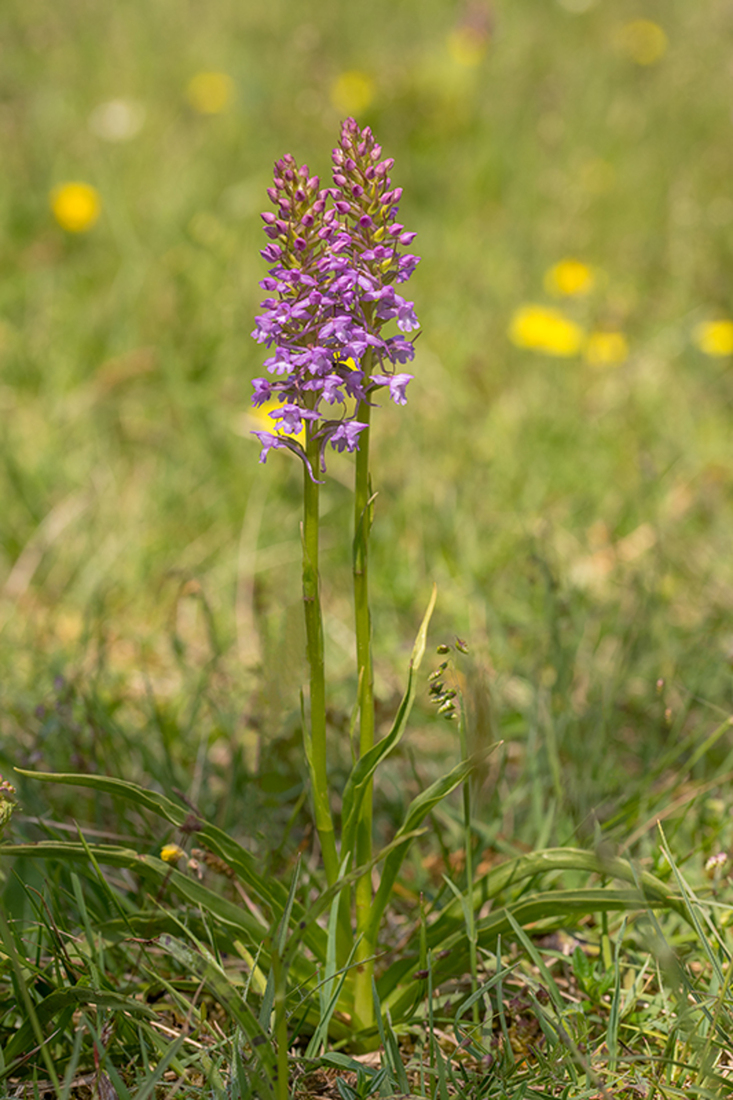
[251,118,419,478]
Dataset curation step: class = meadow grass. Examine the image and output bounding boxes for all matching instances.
[2,0,733,1095]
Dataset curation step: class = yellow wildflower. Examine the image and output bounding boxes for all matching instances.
[694,320,733,357]
[619,20,668,66]
[329,72,374,115]
[446,27,489,67]
[544,259,595,297]
[186,71,234,114]
[509,305,584,357]
[50,182,101,233]
[161,844,186,864]
[585,331,628,367]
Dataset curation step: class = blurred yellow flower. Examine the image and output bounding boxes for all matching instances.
[446,27,489,67]
[509,305,585,357]
[694,320,733,357]
[544,259,595,297]
[619,20,668,66]
[187,71,234,114]
[50,182,101,233]
[585,331,628,366]
[330,71,374,115]
[161,844,185,864]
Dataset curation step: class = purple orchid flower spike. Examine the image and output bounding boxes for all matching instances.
[249,119,420,477]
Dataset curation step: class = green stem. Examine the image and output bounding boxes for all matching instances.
[272,949,289,1100]
[458,696,479,1027]
[352,396,376,1030]
[302,430,339,889]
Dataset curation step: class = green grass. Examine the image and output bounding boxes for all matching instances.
[2,0,733,1095]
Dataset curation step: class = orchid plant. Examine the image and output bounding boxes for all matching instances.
[250,118,425,1027]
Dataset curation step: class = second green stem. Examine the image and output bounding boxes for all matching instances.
[352,398,375,1029]
[302,430,339,890]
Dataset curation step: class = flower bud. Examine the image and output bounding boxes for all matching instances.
[161,844,186,864]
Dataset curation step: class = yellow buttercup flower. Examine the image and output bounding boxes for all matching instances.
[50,182,101,233]
[160,844,185,864]
[619,20,668,66]
[544,259,595,297]
[187,71,234,114]
[446,27,489,67]
[694,320,733,357]
[509,305,585,357]
[585,331,628,367]
[330,72,374,116]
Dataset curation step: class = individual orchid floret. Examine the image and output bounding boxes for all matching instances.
[370,372,414,406]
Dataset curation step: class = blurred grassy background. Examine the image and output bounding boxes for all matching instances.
[1,0,732,846]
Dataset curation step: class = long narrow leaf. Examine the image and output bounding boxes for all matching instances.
[13,770,292,918]
[340,585,437,862]
[2,841,268,939]
[365,753,491,945]
[382,885,689,1019]
[427,846,687,945]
